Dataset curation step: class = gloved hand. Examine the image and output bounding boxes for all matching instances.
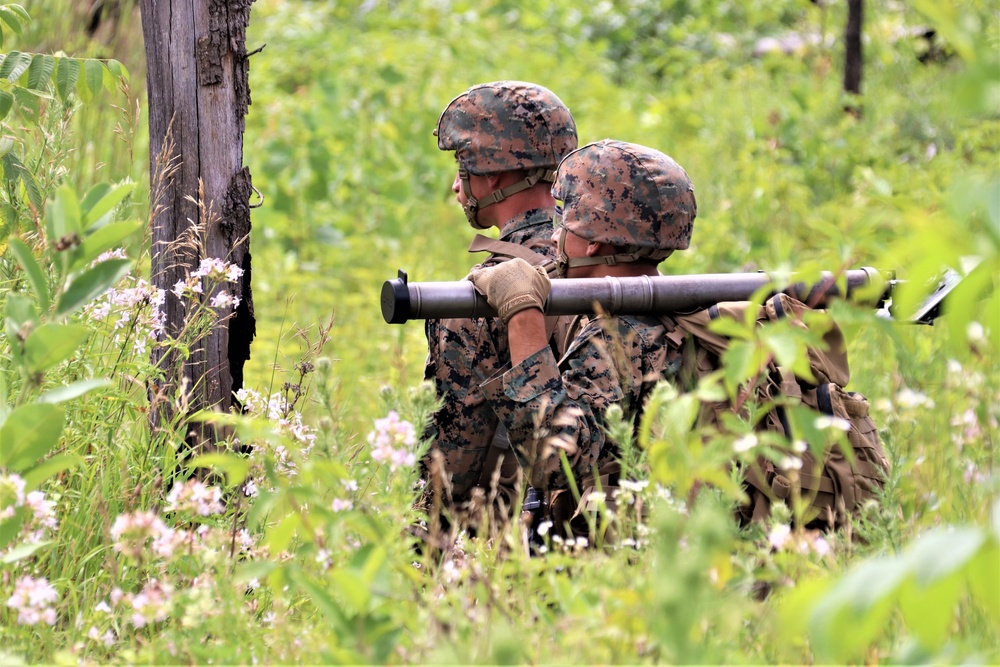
[467,258,550,323]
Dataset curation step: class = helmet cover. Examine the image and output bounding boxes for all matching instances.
[436,81,578,175]
[553,139,697,252]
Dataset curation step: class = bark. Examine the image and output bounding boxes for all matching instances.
[844,0,864,95]
[140,0,256,442]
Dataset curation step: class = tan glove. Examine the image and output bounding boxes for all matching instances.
[467,258,550,323]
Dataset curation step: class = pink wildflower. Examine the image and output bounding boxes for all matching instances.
[165,480,225,516]
[6,576,58,625]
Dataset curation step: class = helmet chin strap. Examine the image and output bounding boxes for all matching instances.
[555,228,673,277]
[459,165,556,231]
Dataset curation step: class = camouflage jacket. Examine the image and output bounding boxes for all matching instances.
[480,313,679,492]
[422,207,558,500]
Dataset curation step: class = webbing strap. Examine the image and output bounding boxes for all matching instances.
[467,234,554,269]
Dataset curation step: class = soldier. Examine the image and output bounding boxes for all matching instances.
[421,82,578,528]
[468,139,698,534]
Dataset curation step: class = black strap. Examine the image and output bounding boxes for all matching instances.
[708,304,720,320]
[770,295,787,319]
[817,383,834,416]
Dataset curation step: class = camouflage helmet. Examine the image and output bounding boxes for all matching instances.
[553,140,696,264]
[435,81,578,175]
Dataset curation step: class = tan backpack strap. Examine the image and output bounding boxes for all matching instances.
[468,234,557,273]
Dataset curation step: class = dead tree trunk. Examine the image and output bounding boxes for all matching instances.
[844,0,864,96]
[140,0,256,442]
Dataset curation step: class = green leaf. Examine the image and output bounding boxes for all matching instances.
[4,51,29,83]
[24,323,90,374]
[54,258,130,317]
[47,185,82,244]
[0,50,22,79]
[898,571,965,651]
[55,57,80,103]
[79,183,112,218]
[906,526,986,584]
[1,540,53,564]
[81,181,135,230]
[0,90,12,120]
[0,402,65,472]
[104,58,129,83]
[235,560,278,584]
[7,5,30,24]
[265,512,300,554]
[0,507,26,551]
[330,566,372,612]
[188,452,252,487]
[69,220,140,273]
[25,53,54,90]
[722,339,767,394]
[21,453,83,489]
[287,566,351,632]
[84,59,104,97]
[7,236,50,312]
[809,556,910,663]
[0,8,24,35]
[966,542,1000,622]
[10,86,40,125]
[37,379,111,404]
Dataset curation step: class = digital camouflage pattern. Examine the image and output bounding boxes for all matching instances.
[480,313,681,492]
[422,207,560,500]
[435,81,578,175]
[553,139,697,251]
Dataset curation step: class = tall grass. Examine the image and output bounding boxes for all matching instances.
[0,0,997,663]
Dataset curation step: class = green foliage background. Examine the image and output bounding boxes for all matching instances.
[0,0,997,663]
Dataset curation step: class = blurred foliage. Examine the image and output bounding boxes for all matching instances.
[0,0,996,663]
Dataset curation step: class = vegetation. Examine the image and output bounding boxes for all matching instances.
[0,0,997,663]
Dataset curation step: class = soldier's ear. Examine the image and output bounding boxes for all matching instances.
[585,241,609,257]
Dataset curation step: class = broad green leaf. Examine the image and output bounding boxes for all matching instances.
[288,567,351,632]
[905,526,986,584]
[265,512,300,554]
[25,53,54,90]
[706,315,753,340]
[721,339,767,394]
[808,556,910,663]
[79,183,112,218]
[4,51,29,83]
[10,86,40,125]
[966,542,1000,621]
[0,402,65,472]
[0,507,26,551]
[245,490,279,530]
[104,58,129,82]
[38,379,111,404]
[69,220,140,273]
[7,5,30,24]
[189,452,252,487]
[235,560,277,584]
[24,323,90,374]
[46,185,82,245]
[55,57,80,103]
[54,258,130,317]
[1,540,52,564]
[0,90,12,120]
[329,567,372,612]
[81,182,135,230]
[898,571,965,651]
[0,50,23,80]
[84,58,104,97]
[0,8,24,35]
[7,236,50,312]
[22,453,83,489]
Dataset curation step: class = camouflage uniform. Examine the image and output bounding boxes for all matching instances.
[478,140,698,497]
[421,82,578,504]
[423,207,558,498]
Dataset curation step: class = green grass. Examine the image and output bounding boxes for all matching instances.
[0,0,997,663]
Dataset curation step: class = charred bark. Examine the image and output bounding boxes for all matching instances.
[141,0,256,443]
[844,0,864,96]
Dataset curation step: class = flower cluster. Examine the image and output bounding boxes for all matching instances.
[767,523,832,557]
[126,579,174,628]
[6,576,59,626]
[172,257,244,311]
[367,411,418,471]
[83,274,167,355]
[0,472,59,548]
[165,480,225,516]
[235,388,317,482]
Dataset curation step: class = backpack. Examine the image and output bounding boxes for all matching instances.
[665,293,890,529]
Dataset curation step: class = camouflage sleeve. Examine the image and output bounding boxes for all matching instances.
[480,323,641,491]
[421,316,504,499]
